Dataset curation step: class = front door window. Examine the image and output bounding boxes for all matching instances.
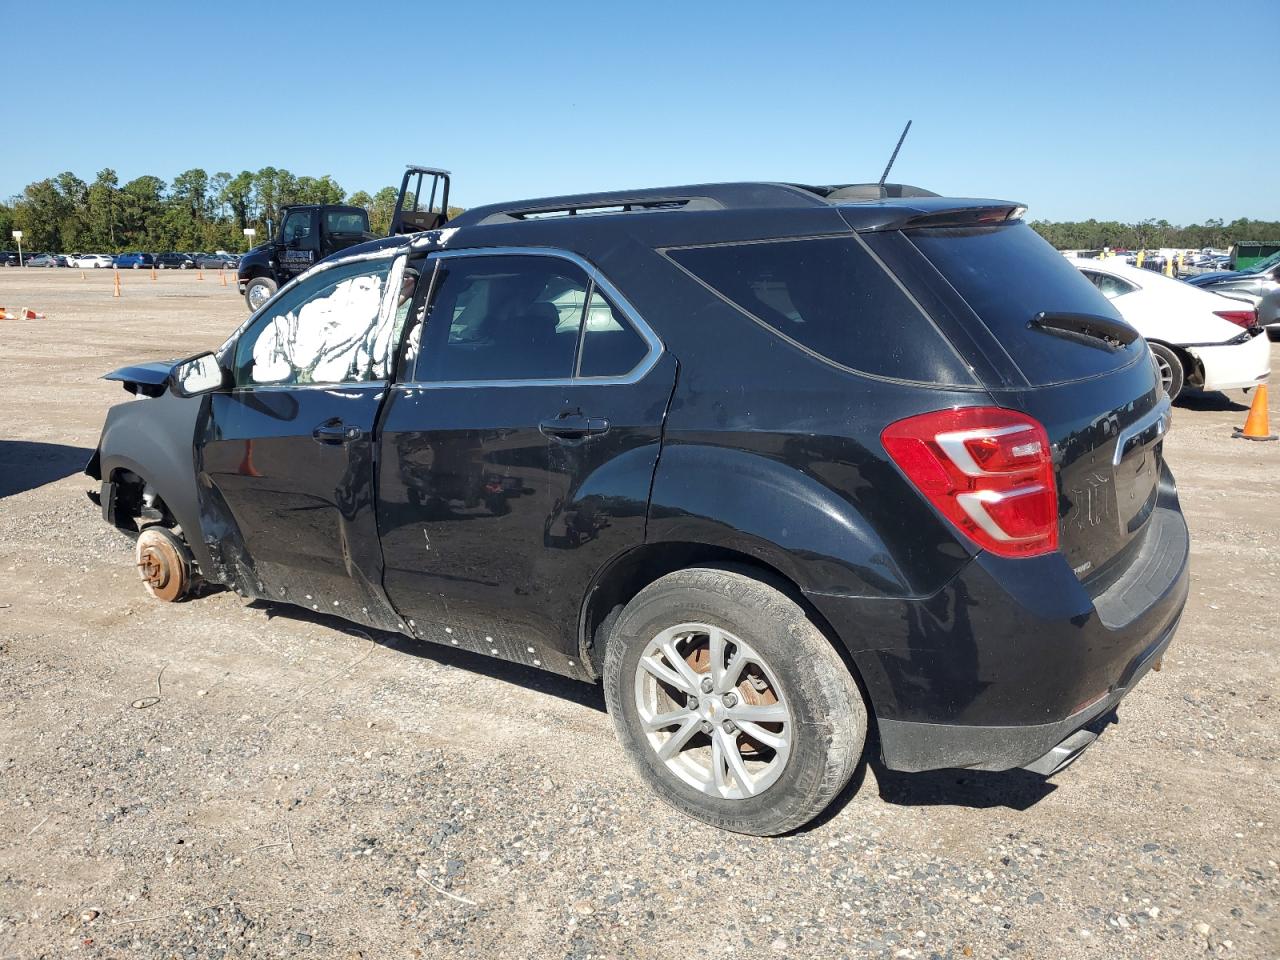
[234,258,397,387]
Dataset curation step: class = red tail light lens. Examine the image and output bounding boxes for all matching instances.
[882,407,1058,558]
[1213,308,1258,329]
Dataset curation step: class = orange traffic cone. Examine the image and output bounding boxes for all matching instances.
[238,439,262,477]
[150,265,157,281]
[1233,384,1277,442]
[19,307,45,320]
[197,267,204,281]
[0,307,8,320]
[113,269,121,298]
[220,267,227,287]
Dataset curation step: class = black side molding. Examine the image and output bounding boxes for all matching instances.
[1028,311,1140,349]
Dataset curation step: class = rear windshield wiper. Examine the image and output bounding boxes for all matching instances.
[1028,311,1139,350]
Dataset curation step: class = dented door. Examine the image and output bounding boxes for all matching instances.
[199,253,408,630]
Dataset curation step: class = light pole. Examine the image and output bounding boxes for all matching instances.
[12,230,22,267]
[243,227,256,252]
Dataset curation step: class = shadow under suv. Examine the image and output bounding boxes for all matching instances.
[87,180,1189,835]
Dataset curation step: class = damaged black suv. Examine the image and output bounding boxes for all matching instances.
[88,179,1189,835]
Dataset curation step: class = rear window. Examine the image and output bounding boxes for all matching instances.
[325,211,368,234]
[665,237,971,384]
[907,222,1144,386]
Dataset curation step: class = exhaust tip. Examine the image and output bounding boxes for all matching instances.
[1022,729,1098,777]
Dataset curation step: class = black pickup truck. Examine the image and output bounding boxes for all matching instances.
[237,167,453,310]
[237,204,374,310]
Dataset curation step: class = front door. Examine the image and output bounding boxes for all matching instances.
[376,249,673,674]
[202,252,407,629]
[278,208,320,281]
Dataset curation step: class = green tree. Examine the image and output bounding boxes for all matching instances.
[367,186,399,235]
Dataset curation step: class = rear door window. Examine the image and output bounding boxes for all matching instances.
[665,237,972,384]
[907,222,1144,386]
[577,288,650,378]
[413,255,587,382]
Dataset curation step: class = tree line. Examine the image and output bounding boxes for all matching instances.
[3,167,1277,254]
[0,168,431,254]
[1028,217,1280,252]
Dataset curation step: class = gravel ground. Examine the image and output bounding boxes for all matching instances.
[0,269,1277,959]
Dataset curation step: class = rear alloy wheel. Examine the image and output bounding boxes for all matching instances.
[135,526,196,602]
[1148,342,1184,400]
[604,567,866,836]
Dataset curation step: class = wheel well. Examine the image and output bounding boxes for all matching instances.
[1147,339,1201,385]
[108,468,176,531]
[578,541,865,690]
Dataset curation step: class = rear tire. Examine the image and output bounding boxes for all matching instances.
[244,276,277,311]
[603,567,866,836]
[1149,342,1184,400]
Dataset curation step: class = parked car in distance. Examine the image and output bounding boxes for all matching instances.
[114,253,155,270]
[75,253,114,269]
[196,253,235,269]
[0,251,18,267]
[26,253,61,268]
[87,179,1188,835]
[1073,258,1270,398]
[1185,249,1280,340]
[156,252,197,270]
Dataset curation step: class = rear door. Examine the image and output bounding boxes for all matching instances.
[870,221,1167,582]
[376,248,672,672]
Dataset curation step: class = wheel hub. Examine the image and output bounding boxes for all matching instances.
[136,536,186,602]
[634,623,792,800]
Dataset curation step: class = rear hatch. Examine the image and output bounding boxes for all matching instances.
[867,219,1168,584]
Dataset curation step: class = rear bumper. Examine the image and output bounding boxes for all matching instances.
[876,610,1177,772]
[1188,329,1271,391]
[808,492,1189,774]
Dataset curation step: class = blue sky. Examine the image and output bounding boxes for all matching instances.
[2,1,1272,224]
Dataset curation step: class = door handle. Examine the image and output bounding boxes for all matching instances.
[539,415,610,442]
[312,419,364,445]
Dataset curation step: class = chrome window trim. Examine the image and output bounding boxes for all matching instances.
[396,245,663,390]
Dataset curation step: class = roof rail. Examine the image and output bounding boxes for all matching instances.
[447,180,944,228]
[450,182,833,227]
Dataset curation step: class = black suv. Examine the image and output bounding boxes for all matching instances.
[156,252,197,270]
[87,181,1188,835]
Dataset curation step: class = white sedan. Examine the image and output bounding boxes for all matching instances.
[1072,258,1270,400]
[74,254,114,269]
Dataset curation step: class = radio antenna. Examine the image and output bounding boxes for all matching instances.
[878,120,913,187]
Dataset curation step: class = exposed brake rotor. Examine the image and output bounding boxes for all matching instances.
[135,529,191,602]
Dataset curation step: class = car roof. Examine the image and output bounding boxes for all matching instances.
[448,180,1022,232]
[330,181,1027,271]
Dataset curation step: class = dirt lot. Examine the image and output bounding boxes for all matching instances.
[0,268,1276,960]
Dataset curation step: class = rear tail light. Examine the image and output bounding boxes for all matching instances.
[882,407,1058,558]
[1213,308,1258,329]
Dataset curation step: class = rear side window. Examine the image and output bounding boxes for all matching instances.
[1080,269,1139,300]
[326,211,368,234]
[908,222,1144,386]
[665,237,969,383]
